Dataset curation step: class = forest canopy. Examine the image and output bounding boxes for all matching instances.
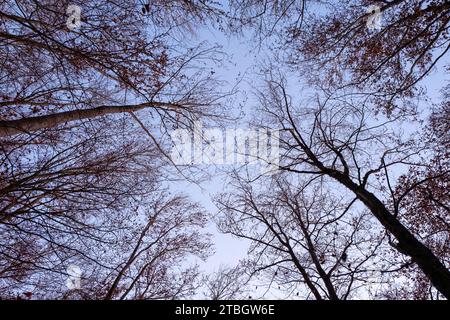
[0,0,448,300]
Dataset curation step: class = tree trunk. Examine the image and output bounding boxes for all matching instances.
[331,172,450,299]
[0,102,179,137]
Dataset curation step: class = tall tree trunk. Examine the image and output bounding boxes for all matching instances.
[330,171,450,299]
[0,102,180,137]
[288,122,450,298]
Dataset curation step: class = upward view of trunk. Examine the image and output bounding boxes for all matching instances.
[0,102,179,137]
[282,105,450,298]
[329,171,450,299]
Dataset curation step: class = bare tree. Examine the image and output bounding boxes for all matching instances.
[216,173,392,299]
[0,0,227,137]
[250,74,449,298]
[0,111,213,299]
[233,0,449,113]
[100,194,212,300]
[1,188,212,300]
[1,0,448,301]
[382,97,449,299]
[203,264,249,300]
[226,0,309,44]
[0,1,222,299]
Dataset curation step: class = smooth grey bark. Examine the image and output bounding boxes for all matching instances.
[0,102,180,137]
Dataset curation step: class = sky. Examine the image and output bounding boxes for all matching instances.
[171,26,255,274]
